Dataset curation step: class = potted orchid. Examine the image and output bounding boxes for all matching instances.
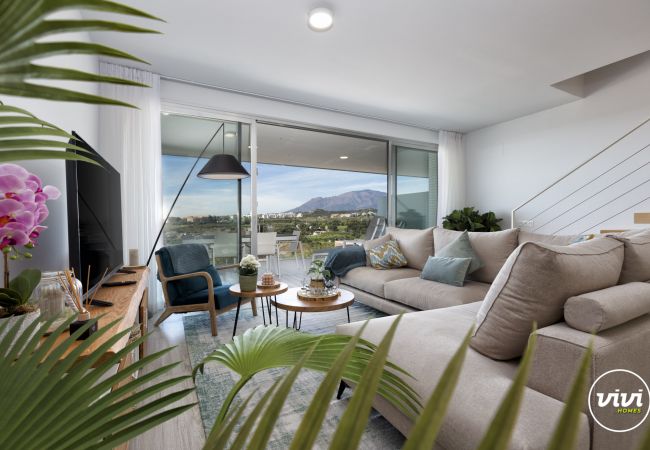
[239,254,260,291]
[0,164,60,334]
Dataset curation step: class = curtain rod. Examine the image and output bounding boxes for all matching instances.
[160,74,438,132]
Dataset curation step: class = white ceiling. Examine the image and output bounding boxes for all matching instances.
[90,0,650,132]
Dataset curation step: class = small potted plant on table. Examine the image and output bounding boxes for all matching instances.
[307,259,333,294]
[239,255,260,292]
[0,269,42,340]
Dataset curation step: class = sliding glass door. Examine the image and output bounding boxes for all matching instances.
[395,146,438,228]
[160,114,249,268]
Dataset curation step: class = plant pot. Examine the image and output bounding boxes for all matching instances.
[239,274,258,292]
[309,279,326,290]
[0,308,41,346]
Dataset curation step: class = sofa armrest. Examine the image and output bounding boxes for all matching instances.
[528,314,650,405]
[529,315,650,449]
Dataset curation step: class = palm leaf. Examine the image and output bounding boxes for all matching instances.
[289,322,369,450]
[0,0,162,162]
[329,315,403,450]
[196,325,421,426]
[546,341,594,450]
[476,326,538,450]
[0,315,195,450]
[247,342,319,450]
[402,326,473,450]
[203,389,258,450]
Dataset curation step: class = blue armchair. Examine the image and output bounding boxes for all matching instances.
[155,244,256,336]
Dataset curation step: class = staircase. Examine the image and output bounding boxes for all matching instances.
[511,118,650,235]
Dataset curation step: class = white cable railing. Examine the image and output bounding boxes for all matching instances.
[511,118,650,235]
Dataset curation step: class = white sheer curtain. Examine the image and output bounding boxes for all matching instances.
[437,130,466,225]
[98,62,162,314]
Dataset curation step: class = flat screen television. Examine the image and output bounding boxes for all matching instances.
[66,132,123,296]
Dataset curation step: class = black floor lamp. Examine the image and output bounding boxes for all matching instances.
[145,121,251,266]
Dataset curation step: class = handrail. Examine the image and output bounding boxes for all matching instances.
[510,117,650,228]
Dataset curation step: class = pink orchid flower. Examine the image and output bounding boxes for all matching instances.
[0,164,60,256]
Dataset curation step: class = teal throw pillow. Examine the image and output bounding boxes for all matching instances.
[369,240,408,269]
[436,230,483,274]
[420,256,473,287]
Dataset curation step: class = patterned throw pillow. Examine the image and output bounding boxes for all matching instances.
[369,240,408,269]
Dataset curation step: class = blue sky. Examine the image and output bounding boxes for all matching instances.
[163,155,426,217]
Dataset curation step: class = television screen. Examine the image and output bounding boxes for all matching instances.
[66,132,123,295]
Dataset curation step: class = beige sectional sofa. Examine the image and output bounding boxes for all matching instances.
[337,227,650,450]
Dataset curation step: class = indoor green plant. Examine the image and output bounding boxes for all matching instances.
[307,259,332,291]
[0,314,194,450]
[239,254,260,291]
[200,322,606,450]
[0,0,161,163]
[443,207,503,232]
[0,268,41,341]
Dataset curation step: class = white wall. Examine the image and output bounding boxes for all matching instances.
[466,51,650,232]
[161,79,438,144]
[4,13,99,275]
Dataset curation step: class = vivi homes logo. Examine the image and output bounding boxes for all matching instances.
[588,369,650,433]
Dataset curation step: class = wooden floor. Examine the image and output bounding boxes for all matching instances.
[129,258,310,450]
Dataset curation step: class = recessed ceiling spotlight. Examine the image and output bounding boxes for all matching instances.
[339,155,349,160]
[224,131,237,138]
[308,8,333,31]
[162,111,170,116]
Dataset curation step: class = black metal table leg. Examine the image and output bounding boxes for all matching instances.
[297,312,302,330]
[232,299,242,339]
[337,380,348,399]
[275,300,279,325]
[267,296,273,321]
[260,297,266,326]
[347,306,350,323]
[292,311,297,329]
[285,309,288,328]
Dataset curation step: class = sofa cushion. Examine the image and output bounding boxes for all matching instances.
[564,282,650,333]
[386,226,434,270]
[368,240,408,269]
[518,230,581,246]
[420,256,473,287]
[340,266,421,297]
[435,231,483,274]
[471,237,624,360]
[336,303,589,450]
[434,228,519,283]
[384,277,490,310]
[611,228,650,283]
[363,234,391,265]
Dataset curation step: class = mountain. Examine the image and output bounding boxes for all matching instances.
[287,189,387,213]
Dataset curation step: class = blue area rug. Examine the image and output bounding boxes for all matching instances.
[183,300,405,449]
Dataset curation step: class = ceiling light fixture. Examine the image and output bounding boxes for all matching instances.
[224,131,237,138]
[162,111,170,116]
[308,8,333,31]
[339,155,349,160]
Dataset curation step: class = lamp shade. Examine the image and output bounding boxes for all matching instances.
[197,154,250,180]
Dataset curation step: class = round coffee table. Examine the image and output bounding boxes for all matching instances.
[271,287,355,330]
[229,282,289,336]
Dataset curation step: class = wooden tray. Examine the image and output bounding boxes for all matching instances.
[258,282,281,289]
[297,289,341,302]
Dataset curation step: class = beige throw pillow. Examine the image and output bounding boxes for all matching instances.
[363,234,391,266]
[434,228,519,283]
[386,227,434,270]
[610,228,650,283]
[471,237,624,360]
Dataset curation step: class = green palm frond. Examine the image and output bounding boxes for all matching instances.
[402,327,473,450]
[0,314,195,450]
[196,324,422,427]
[0,102,97,164]
[476,326,538,450]
[547,341,594,450]
[0,0,162,163]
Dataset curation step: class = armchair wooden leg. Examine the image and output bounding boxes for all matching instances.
[154,308,173,327]
[209,306,218,336]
